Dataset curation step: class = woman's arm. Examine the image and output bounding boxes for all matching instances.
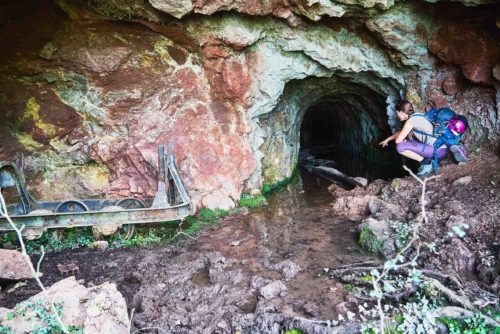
[395,120,414,144]
[379,130,401,147]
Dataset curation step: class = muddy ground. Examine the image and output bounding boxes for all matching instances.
[0,153,499,333]
[0,171,379,333]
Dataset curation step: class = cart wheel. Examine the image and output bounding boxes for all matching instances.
[116,198,146,209]
[117,224,136,240]
[55,200,89,213]
[51,228,65,241]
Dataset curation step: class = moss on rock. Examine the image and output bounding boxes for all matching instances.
[359,224,385,254]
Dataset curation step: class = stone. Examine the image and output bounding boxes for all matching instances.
[273,260,301,281]
[390,178,402,191]
[89,240,109,250]
[493,63,500,82]
[353,177,368,187]
[148,0,193,19]
[249,188,262,196]
[335,302,349,314]
[259,280,287,300]
[0,277,129,333]
[359,218,396,258]
[0,249,32,283]
[368,197,403,219]
[453,176,472,186]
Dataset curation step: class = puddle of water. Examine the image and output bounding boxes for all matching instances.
[205,168,380,319]
[255,168,378,270]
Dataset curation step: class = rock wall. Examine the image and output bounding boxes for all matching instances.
[0,0,498,209]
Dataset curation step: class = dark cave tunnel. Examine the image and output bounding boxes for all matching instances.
[299,98,405,181]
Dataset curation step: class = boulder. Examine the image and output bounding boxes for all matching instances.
[259,280,287,300]
[0,277,129,334]
[359,218,396,258]
[0,249,32,283]
[273,260,301,281]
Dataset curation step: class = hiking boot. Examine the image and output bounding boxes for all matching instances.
[416,162,433,178]
[450,144,468,163]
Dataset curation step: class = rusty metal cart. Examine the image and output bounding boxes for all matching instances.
[0,144,193,240]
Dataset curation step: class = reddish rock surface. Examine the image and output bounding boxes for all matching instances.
[0,0,498,209]
[429,22,500,85]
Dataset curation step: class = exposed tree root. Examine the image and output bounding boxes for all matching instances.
[424,277,476,311]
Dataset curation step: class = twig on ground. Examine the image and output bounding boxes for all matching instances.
[128,308,136,333]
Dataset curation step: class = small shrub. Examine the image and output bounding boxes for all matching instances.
[284,329,304,334]
[239,193,267,208]
[198,208,227,221]
[439,313,498,334]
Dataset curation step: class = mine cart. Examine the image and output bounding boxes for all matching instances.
[0,144,193,240]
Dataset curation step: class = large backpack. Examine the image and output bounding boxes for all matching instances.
[413,108,463,174]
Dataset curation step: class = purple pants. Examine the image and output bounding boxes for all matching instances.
[396,140,447,160]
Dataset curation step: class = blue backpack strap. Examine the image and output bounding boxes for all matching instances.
[431,129,462,175]
[410,114,437,152]
[413,129,438,152]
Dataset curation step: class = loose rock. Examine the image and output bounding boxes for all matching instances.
[0,277,129,333]
[0,249,32,283]
[260,280,287,299]
[452,176,472,186]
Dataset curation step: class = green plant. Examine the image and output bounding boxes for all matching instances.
[284,329,304,334]
[25,228,94,254]
[261,166,298,195]
[387,220,410,249]
[344,284,354,291]
[0,326,14,334]
[439,313,499,334]
[0,232,18,249]
[198,208,228,221]
[362,275,375,283]
[239,193,267,208]
[121,230,162,247]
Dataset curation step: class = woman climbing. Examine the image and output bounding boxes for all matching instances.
[379,100,468,177]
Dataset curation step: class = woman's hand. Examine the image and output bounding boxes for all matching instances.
[379,139,390,147]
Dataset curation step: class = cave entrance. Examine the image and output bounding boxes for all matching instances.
[299,97,403,181]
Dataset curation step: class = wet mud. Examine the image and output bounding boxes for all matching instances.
[0,170,378,332]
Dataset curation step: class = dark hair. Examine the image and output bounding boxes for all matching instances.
[395,100,414,115]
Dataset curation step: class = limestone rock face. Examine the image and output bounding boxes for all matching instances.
[0,0,498,208]
[0,277,129,334]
